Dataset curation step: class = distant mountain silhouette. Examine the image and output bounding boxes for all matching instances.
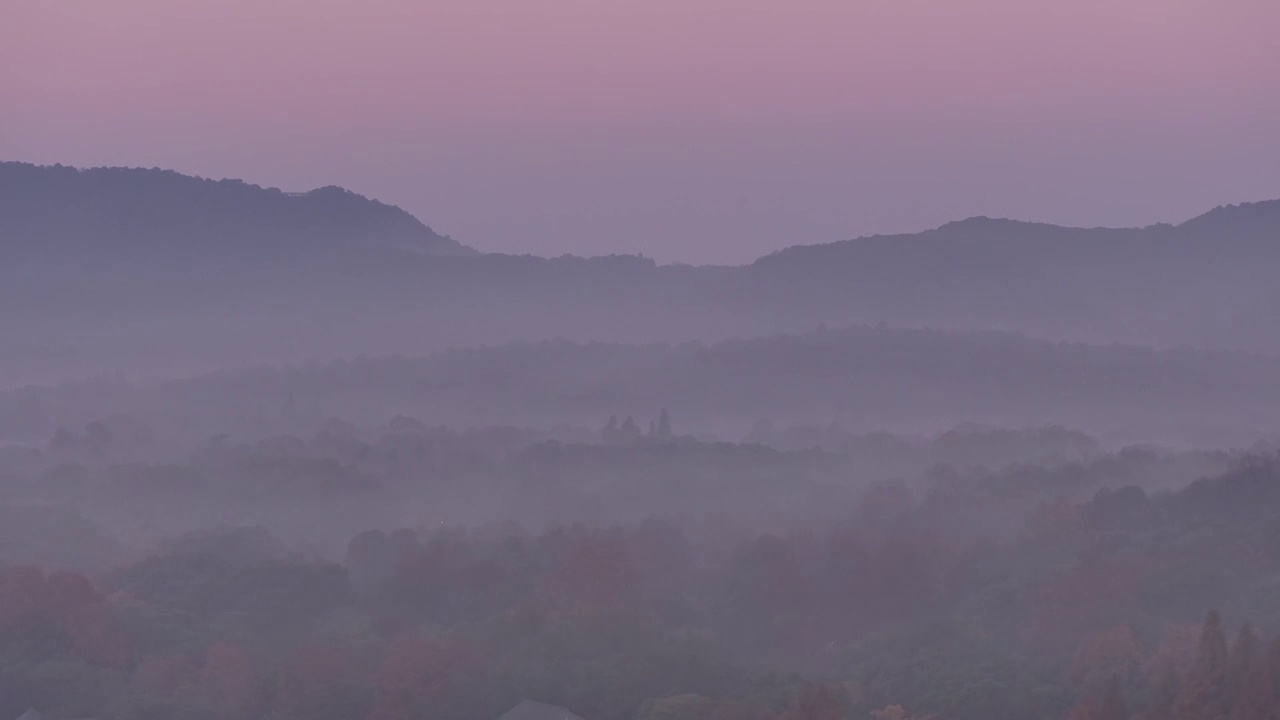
[0,161,475,263]
[3,159,1280,386]
[741,200,1280,348]
[756,200,1280,277]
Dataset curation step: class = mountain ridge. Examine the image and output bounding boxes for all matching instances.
[4,160,1280,386]
[756,198,1280,266]
[0,161,476,262]
[6,160,1279,268]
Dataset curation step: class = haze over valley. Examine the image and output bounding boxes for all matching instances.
[4,2,1280,718]
[6,161,1280,388]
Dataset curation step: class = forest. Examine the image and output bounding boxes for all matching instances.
[8,0,1280,715]
[2,399,1278,719]
[5,166,1280,720]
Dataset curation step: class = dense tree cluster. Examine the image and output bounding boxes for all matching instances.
[2,439,1280,719]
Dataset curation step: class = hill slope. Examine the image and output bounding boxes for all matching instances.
[0,161,475,262]
[3,160,1280,385]
[740,201,1280,347]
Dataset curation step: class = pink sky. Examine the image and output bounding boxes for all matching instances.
[3,0,1279,263]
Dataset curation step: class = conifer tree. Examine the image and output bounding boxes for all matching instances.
[620,415,641,442]
[1174,611,1230,720]
[601,415,619,444]
[1144,669,1181,720]
[1233,638,1280,720]
[657,408,673,442]
[1228,625,1260,716]
[1099,675,1128,720]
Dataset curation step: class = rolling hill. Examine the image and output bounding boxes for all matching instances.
[0,161,475,263]
[2,160,1279,386]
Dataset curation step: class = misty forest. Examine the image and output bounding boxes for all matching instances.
[3,161,1280,720]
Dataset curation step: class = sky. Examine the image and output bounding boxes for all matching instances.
[3,0,1279,264]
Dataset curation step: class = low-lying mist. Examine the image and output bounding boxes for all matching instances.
[6,162,1280,720]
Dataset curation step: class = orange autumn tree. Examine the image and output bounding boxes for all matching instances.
[1146,624,1203,688]
[782,683,849,720]
[1070,626,1144,692]
[1063,676,1128,720]
[271,642,363,720]
[197,640,257,717]
[541,529,641,612]
[1231,636,1280,720]
[0,565,131,667]
[133,653,197,701]
[1026,555,1140,653]
[368,631,477,720]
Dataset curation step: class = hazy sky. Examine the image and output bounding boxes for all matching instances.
[3,0,1279,263]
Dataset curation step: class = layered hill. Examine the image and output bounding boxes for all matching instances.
[3,160,1280,385]
[0,161,475,263]
[745,202,1280,346]
[7,326,1280,448]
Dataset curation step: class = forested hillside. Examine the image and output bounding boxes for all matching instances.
[0,161,474,263]
[1,413,1278,720]
[4,162,1280,387]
